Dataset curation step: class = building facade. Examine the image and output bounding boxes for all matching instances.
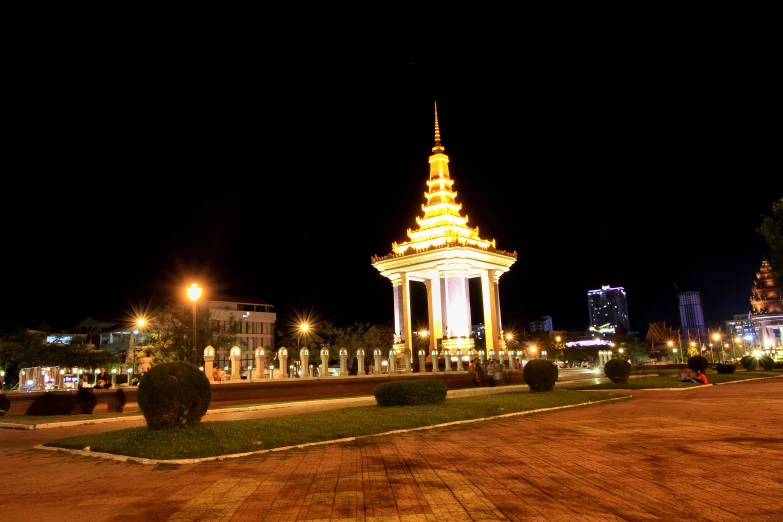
[749,259,783,351]
[587,285,629,334]
[725,314,756,344]
[679,291,708,342]
[204,294,276,371]
[529,316,553,333]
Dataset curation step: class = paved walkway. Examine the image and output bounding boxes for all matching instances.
[2,378,782,521]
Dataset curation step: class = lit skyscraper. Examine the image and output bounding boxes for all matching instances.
[587,285,629,334]
[679,291,707,341]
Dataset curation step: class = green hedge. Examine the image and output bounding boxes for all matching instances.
[740,355,756,371]
[604,358,632,383]
[758,355,776,371]
[373,379,448,407]
[716,363,736,374]
[522,359,558,392]
[687,355,709,373]
[137,361,212,430]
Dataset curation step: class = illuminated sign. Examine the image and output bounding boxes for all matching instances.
[565,340,613,347]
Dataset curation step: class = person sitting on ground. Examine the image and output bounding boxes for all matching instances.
[95,367,111,389]
[696,369,708,385]
[212,366,225,382]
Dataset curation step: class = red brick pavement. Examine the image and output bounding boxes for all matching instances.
[1,379,782,521]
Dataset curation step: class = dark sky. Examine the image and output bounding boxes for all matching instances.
[4,53,780,335]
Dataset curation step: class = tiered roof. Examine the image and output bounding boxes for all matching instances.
[750,259,782,314]
[390,103,500,256]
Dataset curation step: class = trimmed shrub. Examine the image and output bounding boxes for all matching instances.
[687,355,709,373]
[758,355,776,371]
[374,379,448,407]
[603,358,632,384]
[740,355,756,371]
[137,362,211,430]
[716,363,736,374]
[522,359,558,392]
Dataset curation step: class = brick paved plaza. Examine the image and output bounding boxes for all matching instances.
[1,378,782,521]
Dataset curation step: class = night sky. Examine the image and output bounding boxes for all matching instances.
[4,60,780,336]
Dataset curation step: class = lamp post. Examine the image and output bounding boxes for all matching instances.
[187,283,202,366]
[712,333,721,363]
[297,323,309,356]
[667,340,674,363]
[733,336,742,362]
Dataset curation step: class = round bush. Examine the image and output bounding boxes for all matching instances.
[374,379,448,407]
[740,355,756,371]
[716,363,736,374]
[522,359,558,392]
[758,355,776,371]
[604,358,632,384]
[137,362,211,430]
[687,355,708,373]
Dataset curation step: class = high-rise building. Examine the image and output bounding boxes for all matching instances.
[587,285,629,334]
[529,316,553,333]
[679,291,707,342]
[725,314,756,344]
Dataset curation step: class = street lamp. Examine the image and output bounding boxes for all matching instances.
[187,283,202,365]
[297,323,309,353]
[529,345,537,359]
[667,340,674,363]
[712,333,721,363]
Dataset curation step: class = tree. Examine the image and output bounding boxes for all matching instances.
[0,324,46,389]
[620,338,650,364]
[757,197,783,276]
[138,304,243,366]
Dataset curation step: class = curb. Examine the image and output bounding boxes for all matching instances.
[33,396,631,465]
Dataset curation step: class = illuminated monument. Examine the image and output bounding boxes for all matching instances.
[750,259,783,351]
[372,103,517,366]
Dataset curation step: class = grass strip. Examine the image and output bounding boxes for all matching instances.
[567,370,783,390]
[42,390,625,460]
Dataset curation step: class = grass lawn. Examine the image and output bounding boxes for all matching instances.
[568,370,783,390]
[43,390,627,460]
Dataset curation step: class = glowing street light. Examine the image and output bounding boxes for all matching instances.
[530,345,537,359]
[187,283,203,365]
[297,323,310,353]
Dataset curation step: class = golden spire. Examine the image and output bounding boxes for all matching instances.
[433,101,444,152]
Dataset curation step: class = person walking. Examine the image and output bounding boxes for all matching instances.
[475,359,485,386]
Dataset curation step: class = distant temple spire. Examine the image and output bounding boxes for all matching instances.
[433,101,444,153]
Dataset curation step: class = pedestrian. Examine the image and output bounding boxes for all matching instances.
[486,359,496,387]
[475,359,485,386]
[494,360,504,386]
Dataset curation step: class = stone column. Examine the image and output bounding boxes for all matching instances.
[392,278,403,346]
[388,349,397,373]
[425,274,443,351]
[339,349,348,376]
[506,349,513,368]
[204,346,215,380]
[300,348,310,378]
[254,348,264,381]
[468,349,475,363]
[443,348,451,372]
[373,349,382,376]
[480,269,500,355]
[321,348,330,377]
[230,346,241,379]
[494,271,505,349]
[488,349,495,362]
[478,350,485,363]
[456,349,464,371]
[440,267,471,339]
[404,349,411,373]
[357,348,366,376]
[278,348,288,379]
[431,349,440,372]
[111,370,117,387]
[400,272,413,356]
[418,350,427,372]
